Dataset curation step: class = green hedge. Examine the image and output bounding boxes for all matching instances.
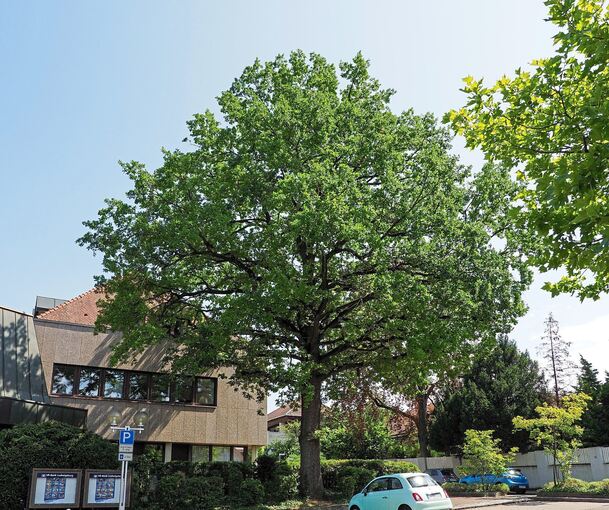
[321,459,419,499]
[0,421,118,509]
[539,478,609,496]
[0,421,425,510]
[443,482,510,494]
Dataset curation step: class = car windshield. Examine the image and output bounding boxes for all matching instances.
[507,469,523,476]
[440,469,455,476]
[407,475,437,488]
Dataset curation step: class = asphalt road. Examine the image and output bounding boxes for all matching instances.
[451,497,609,510]
[503,502,609,509]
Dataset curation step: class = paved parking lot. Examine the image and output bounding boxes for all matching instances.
[451,496,609,509]
[498,502,609,509]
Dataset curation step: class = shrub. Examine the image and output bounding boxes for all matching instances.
[254,454,298,503]
[320,459,418,496]
[539,478,609,496]
[183,476,224,510]
[239,478,266,506]
[155,473,185,509]
[131,446,163,508]
[0,420,118,510]
[444,482,509,494]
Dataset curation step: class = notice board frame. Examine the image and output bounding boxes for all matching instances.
[28,468,82,509]
[82,469,131,508]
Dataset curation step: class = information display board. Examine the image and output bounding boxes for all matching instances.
[28,469,82,508]
[82,470,130,508]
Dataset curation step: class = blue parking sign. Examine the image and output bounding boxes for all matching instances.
[119,429,135,445]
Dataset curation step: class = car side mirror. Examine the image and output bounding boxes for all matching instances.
[363,490,368,497]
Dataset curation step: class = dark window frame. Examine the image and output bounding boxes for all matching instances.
[170,444,249,463]
[49,363,218,407]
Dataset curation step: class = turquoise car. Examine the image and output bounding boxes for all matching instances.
[348,473,453,510]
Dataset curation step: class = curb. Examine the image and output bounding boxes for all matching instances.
[454,496,533,509]
[536,495,609,503]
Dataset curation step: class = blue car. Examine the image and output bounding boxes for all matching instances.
[459,468,529,494]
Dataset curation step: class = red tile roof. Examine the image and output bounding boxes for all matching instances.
[36,288,105,326]
[267,404,301,421]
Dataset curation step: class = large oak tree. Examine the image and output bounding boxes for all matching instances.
[80,52,530,497]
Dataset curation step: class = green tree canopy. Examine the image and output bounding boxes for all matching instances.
[430,336,547,453]
[514,392,590,484]
[447,0,609,299]
[80,51,530,497]
[575,356,609,446]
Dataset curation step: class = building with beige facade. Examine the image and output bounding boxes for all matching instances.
[32,288,267,462]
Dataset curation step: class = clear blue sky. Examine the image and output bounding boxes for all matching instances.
[2,1,608,386]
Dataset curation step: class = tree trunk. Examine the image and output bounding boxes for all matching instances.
[416,393,431,458]
[299,375,324,499]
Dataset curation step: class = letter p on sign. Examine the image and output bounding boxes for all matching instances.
[119,429,135,445]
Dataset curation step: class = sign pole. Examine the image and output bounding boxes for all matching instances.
[119,459,126,510]
[112,424,140,509]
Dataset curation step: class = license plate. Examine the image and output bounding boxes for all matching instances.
[428,493,442,500]
[519,485,526,489]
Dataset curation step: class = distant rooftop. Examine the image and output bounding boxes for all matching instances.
[34,296,67,317]
[35,288,104,326]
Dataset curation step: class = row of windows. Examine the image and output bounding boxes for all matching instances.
[129,442,247,463]
[51,364,217,406]
[176,444,248,463]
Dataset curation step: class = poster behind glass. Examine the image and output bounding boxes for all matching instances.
[29,469,81,508]
[82,470,129,507]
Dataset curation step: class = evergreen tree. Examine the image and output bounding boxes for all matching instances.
[429,336,547,453]
[576,357,608,447]
[596,375,609,446]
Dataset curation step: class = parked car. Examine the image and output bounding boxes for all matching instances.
[458,468,529,494]
[349,473,453,510]
[425,469,459,485]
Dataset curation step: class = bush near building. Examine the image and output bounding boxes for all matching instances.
[130,454,420,508]
[443,482,509,495]
[539,478,609,497]
[0,420,419,510]
[0,421,118,510]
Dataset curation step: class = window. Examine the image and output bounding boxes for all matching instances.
[232,447,247,463]
[128,373,150,400]
[366,479,388,492]
[173,376,194,404]
[211,446,231,462]
[51,365,76,395]
[78,367,101,396]
[171,443,190,461]
[388,477,403,490]
[150,374,171,402]
[407,475,437,488]
[133,442,165,458]
[103,370,124,398]
[195,378,216,406]
[192,445,211,462]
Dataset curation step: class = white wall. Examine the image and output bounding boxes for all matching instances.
[389,446,609,488]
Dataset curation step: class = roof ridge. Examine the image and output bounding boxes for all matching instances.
[37,287,101,319]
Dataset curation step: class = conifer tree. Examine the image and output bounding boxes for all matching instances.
[538,313,575,405]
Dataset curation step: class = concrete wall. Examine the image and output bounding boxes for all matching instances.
[391,446,609,488]
[34,319,267,449]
